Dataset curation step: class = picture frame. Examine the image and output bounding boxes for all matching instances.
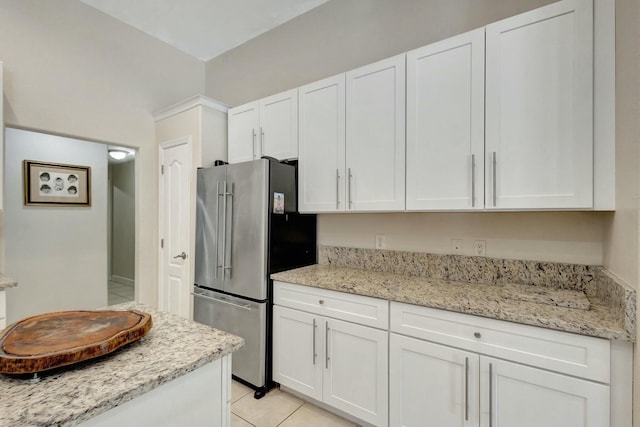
[23,160,91,207]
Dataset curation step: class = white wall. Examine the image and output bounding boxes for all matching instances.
[110,160,135,283]
[319,212,605,265]
[0,0,206,307]
[4,128,108,321]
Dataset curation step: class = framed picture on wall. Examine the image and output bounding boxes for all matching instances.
[23,160,91,206]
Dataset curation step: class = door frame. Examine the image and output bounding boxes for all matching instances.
[158,136,193,317]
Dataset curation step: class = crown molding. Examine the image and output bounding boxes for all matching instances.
[153,95,229,121]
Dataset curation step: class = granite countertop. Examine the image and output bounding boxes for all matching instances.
[0,274,18,290]
[0,303,244,427]
[272,264,629,341]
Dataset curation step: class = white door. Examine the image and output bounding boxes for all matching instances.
[481,357,609,427]
[228,101,260,164]
[298,74,346,212]
[346,54,405,211]
[323,318,388,427]
[159,139,192,318]
[260,89,298,160]
[485,0,593,209]
[272,306,323,401]
[406,28,485,211]
[390,334,479,427]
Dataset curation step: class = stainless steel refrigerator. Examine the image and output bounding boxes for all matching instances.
[193,158,316,398]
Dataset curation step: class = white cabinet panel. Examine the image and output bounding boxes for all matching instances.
[406,29,485,211]
[298,75,346,212]
[260,89,298,160]
[481,357,609,427]
[485,0,593,209]
[228,89,298,163]
[228,102,259,164]
[324,318,388,427]
[272,305,323,401]
[346,54,406,211]
[390,333,479,427]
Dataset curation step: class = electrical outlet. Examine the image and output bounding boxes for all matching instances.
[474,240,486,257]
[375,234,386,250]
[451,239,463,255]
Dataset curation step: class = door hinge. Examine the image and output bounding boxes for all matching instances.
[161,165,164,175]
[160,238,164,249]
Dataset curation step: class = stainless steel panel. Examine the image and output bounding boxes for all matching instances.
[194,166,226,291]
[193,287,267,387]
[223,160,269,300]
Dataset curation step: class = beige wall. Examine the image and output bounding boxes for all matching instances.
[205,0,556,106]
[0,0,206,306]
[110,160,136,283]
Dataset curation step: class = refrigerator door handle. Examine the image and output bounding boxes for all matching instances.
[214,182,221,279]
[191,292,252,310]
[224,181,234,277]
[221,180,228,280]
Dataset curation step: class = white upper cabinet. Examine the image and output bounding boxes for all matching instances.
[228,89,298,163]
[228,101,259,164]
[298,75,346,212]
[406,28,485,211]
[346,54,406,211]
[485,0,594,209]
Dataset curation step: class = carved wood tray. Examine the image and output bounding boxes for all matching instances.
[0,309,152,374]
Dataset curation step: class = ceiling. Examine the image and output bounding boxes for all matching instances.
[80,0,329,61]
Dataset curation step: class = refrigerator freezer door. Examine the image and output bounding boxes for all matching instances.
[194,166,226,291]
[223,160,269,300]
[193,288,267,388]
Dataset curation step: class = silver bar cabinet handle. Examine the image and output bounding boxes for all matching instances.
[260,127,265,157]
[348,168,353,209]
[471,154,476,208]
[492,152,497,206]
[336,169,340,209]
[215,182,221,278]
[489,362,494,426]
[465,357,469,421]
[252,129,256,159]
[224,182,234,278]
[312,318,317,365]
[325,322,330,369]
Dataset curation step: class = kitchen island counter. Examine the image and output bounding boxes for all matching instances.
[0,302,244,427]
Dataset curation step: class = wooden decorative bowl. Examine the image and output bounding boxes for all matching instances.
[0,309,152,374]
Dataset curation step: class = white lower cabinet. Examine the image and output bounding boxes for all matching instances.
[389,302,611,427]
[482,357,609,427]
[273,282,389,426]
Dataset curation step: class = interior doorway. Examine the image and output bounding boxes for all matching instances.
[107,147,136,305]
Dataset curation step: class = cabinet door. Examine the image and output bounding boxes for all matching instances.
[324,318,388,427]
[228,101,260,164]
[481,357,609,427]
[390,334,479,427]
[346,54,405,211]
[259,89,298,160]
[272,306,323,401]
[298,75,346,212]
[406,29,485,211]
[485,0,593,209]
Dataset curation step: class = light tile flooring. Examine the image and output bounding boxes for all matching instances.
[231,381,358,427]
[107,281,135,305]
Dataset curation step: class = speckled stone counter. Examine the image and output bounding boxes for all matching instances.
[0,274,18,289]
[0,303,244,427]
[272,264,632,341]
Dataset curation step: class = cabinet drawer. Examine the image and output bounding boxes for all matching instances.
[390,301,610,383]
[274,282,389,329]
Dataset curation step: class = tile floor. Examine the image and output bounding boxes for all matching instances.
[231,381,358,427]
[107,281,135,305]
